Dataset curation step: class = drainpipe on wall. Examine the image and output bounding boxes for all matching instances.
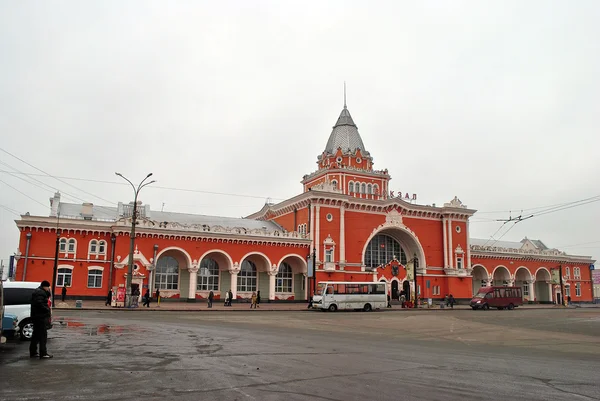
[22,232,32,281]
[108,234,117,290]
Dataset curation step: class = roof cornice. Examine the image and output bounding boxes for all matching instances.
[246,190,476,220]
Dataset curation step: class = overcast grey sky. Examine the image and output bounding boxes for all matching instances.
[0,0,598,267]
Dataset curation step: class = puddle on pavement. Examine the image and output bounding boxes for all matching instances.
[53,317,144,336]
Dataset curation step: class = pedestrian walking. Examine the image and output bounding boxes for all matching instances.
[105,289,113,306]
[251,292,257,309]
[208,290,214,308]
[132,287,140,308]
[30,280,53,359]
[142,289,151,307]
[228,290,233,306]
[256,291,261,308]
[448,294,456,309]
[61,285,67,302]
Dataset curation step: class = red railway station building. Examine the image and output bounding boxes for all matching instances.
[12,104,596,304]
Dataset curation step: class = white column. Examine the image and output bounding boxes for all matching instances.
[448,218,453,268]
[231,272,238,300]
[442,217,448,268]
[310,204,315,248]
[372,271,377,282]
[188,268,198,301]
[340,205,345,264]
[466,220,471,269]
[269,272,276,301]
[528,281,535,303]
[548,283,553,303]
[315,205,321,262]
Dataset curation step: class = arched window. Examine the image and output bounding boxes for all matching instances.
[361,183,366,194]
[89,240,98,254]
[331,180,338,189]
[68,239,76,253]
[276,262,293,293]
[59,238,67,252]
[238,260,257,292]
[87,269,103,288]
[197,257,219,291]
[373,184,379,195]
[57,268,73,287]
[98,240,106,254]
[565,267,570,279]
[349,182,354,193]
[155,256,179,290]
[574,267,581,279]
[367,184,372,194]
[364,234,407,268]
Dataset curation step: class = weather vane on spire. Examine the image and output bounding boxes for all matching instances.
[343,81,347,108]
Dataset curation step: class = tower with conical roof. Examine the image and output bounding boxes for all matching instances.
[301,96,391,200]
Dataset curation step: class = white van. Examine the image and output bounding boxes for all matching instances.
[3,281,53,340]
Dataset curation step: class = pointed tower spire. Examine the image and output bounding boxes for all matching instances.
[343,81,347,109]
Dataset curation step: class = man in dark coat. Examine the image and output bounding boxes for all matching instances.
[30,280,53,359]
[61,285,67,302]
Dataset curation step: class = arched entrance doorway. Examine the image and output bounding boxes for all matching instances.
[238,253,271,300]
[277,254,308,301]
[492,266,511,287]
[155,248,191,299]
[535,268,552,303]
[391,280,399,300]
[471,265,489,295]
[198,250,233,299]
[514,267,533,301]
[402,280,411,302]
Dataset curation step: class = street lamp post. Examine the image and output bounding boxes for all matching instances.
[51,213,61,307]
[115,172,156,308]
[413,253,419,308]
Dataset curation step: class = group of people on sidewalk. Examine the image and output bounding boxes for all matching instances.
[221,290,261,308]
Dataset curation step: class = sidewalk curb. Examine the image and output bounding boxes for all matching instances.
[54,306,595,312]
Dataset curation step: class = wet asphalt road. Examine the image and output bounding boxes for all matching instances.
[1,308,599,401]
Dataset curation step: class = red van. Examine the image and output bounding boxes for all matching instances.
[470,286,523,310]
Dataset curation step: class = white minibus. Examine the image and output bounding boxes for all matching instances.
[312,281,387,312]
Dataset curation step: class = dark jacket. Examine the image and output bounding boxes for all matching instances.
[31,287,51,320]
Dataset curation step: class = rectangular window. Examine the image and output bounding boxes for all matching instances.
[565,286,571,297]
[59,239,66,252]
[87,269,103,288]
[565,267,570,279]
[456,257,463,269]
[523,284,529,297]
[98,241,106,254]
[57,269,73,287]
[575,283,581,297]
[325,249,333,263]
[574,267,581,280]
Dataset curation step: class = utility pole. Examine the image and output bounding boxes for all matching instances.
[413,254,419,308]
[558,264,565,306]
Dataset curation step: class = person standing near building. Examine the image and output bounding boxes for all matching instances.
[256,291,261,308]
[208,291,214,308]
[155,288,161,307]
[61,285,67,302]
[30,280,53,359]
[105,289,112,307]
[251,292,257,309]
[228,289,233,306]
[142,289,151,308]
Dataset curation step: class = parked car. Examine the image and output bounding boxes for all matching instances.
[1,313,20,341]
[3,281,53,340]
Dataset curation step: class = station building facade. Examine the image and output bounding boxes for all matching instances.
[12,104,596,303]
